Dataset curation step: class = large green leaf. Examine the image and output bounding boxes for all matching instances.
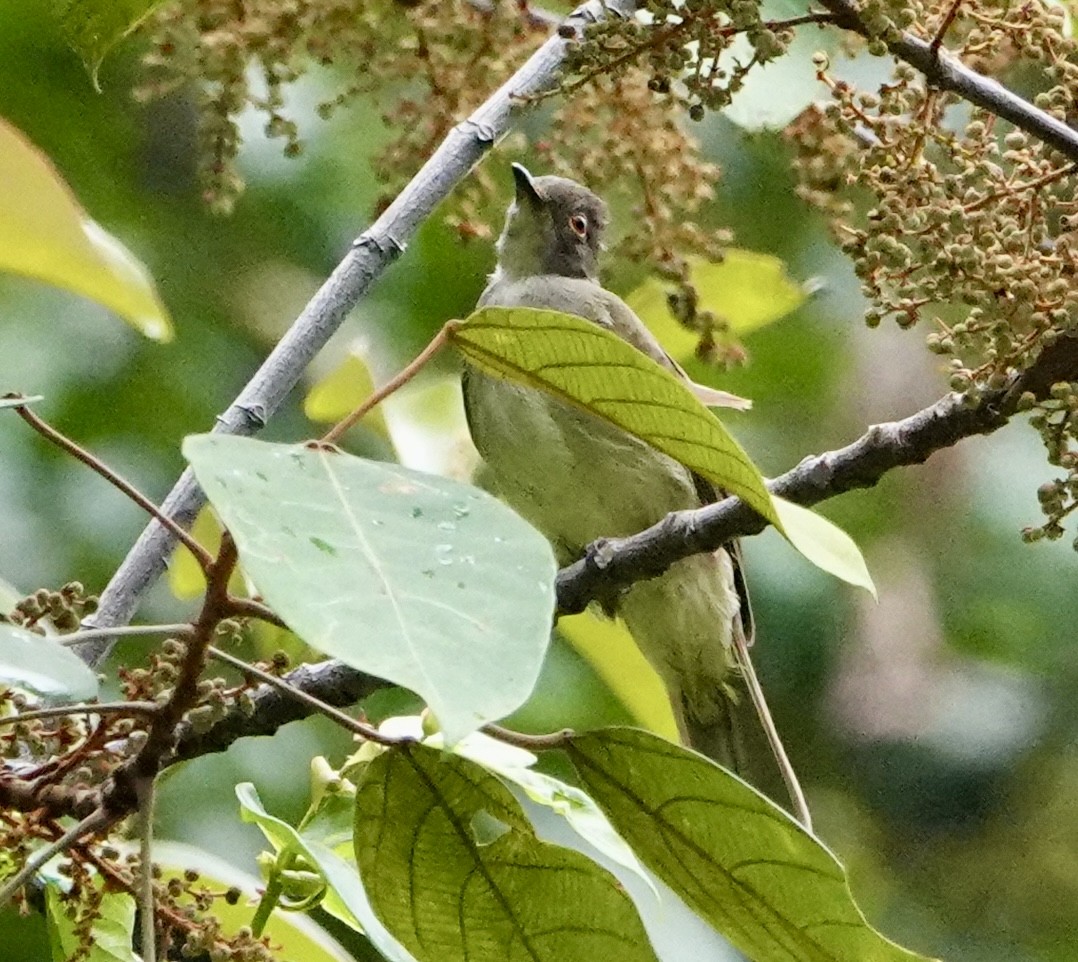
[57,0,165,89]
[451,307,778,527]
[0,625,99,702]
[566,729,936,962]
[0,117,171,340]
[184,434,556,742]
[353,742,660,962]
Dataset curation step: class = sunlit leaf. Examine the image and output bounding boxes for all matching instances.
[451,307,778,527]
[304,351,387,435]
[0,118,171,339]
[353,742,660,962]
[625,251,808,360]
[772,497,876,597]
[184,434,557,742]
[167,506,223,600]
[567,728,936,962]
[46,882,137,962]
[0,625,99,701]
[558,612,679,739]
[58,0,166,89]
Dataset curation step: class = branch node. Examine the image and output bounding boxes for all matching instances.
[354,231,406,256]
[221,402,268,431]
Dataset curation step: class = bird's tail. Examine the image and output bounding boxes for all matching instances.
[681,628,813,833]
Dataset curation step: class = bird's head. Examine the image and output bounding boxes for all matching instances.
[494,163,609,281]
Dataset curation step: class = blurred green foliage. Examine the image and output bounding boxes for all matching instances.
[1,2,1076,959]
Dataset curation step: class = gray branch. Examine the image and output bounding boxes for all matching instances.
[80,0,638,666]
[820,0,1078,161]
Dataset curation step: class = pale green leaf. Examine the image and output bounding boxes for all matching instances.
[0,117,171,339]
[58,0,166,89]
[237,782,416,962]
[451,307,778,527]
[185,434,556,742]
[0,625,99,701]
[567,729,937,962]
[46,883,137,962]
[353,742,660,962]
[772,497,876,597]
[625,252,808,357]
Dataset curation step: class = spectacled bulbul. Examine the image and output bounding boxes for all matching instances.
[462,164,766,777]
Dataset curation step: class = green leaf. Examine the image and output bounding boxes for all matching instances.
[624,252,808,358]
[0,117,171,340]
[566,729,937,962]
[367,715,656,894]
[237,782,416,962]
[451,307,778,527]
[0,625,99,701]
[46,882,137,962]
[57,0,166,90]
[353,742,660,962]
[184,434,557,742]
[772,497,876,597]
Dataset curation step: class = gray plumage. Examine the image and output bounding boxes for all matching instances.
[462,164,755,769]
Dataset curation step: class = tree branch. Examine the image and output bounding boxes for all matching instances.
[820,0,1078,162]
[80,0,640,667]
[556,335,1078,613]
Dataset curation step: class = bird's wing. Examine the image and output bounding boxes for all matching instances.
[598,289,751,411]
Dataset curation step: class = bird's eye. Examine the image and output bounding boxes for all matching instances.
[568,213,588,238]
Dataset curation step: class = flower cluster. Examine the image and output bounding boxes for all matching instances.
[787,0,1078,544]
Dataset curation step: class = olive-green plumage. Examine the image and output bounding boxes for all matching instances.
[462,164,755,769]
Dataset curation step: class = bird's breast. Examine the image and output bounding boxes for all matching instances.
[462,367,699,563]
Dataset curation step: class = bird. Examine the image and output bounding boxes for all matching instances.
[462,164,806,821]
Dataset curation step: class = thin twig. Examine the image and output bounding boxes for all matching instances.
[0,702,158,727]
[206,646,402,746]
[929,0,963,57]
[223,597,288,629]
[321,323,455,445]
[483,723,574,750]
[136,775,158,962]
[11,404,214,574]
[0,808,112,908]
[59,624,194,647]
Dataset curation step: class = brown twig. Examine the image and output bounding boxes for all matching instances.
[483,723,574,750]
[9,400,214,574]
[320,322,455,446]
[0,702,158,727]
[929,0,964,57]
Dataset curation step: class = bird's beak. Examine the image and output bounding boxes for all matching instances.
[511,163,543,206]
